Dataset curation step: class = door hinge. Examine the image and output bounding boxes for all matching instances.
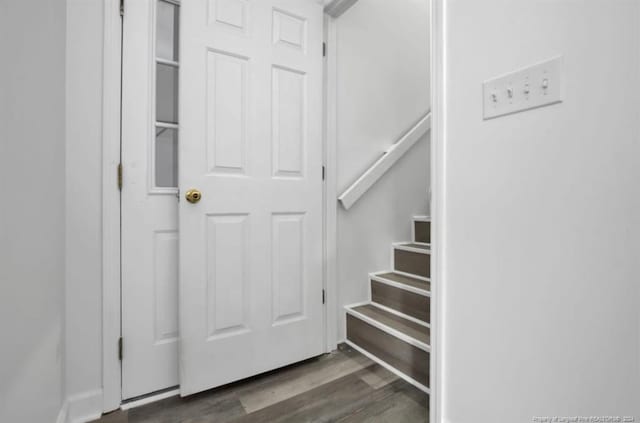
[117,163,123,191]
[322,289,326,304]
[119,0,124,17]
[322,42,326,57]
[118,337,123,361]
[322,166,325,181]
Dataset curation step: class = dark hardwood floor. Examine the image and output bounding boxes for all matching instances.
[94,344,428,423]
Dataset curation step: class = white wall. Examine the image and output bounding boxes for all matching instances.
[440,0,640,421]
[335,0,431,340]
[64,0,105,420]
[0,1,67,422]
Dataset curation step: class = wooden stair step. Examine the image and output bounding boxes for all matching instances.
[394,246,430,279]
[346,306,430,391]
[371,277,430,324]
[351,304,430,346]
[395,242,430,252]
[374,272,431,293]
[413,218,431,244]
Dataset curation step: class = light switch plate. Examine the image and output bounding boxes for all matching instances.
[483,56,564,120]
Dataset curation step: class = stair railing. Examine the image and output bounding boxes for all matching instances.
[324,0,360,18]
[338,112,431,210]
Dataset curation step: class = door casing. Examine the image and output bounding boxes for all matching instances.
[102,0,124,412]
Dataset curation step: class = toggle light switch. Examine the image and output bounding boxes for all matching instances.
[542,78,549,93]
[483,56,564,119]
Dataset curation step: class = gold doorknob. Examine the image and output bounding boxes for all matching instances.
[185,189,202,204]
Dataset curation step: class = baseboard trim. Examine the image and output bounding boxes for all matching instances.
[120,388,180,410]
[65,389,103,423]
[56,401,69,423]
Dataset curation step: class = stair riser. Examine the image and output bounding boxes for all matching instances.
[394,249,430,278]
[371,281,430,323]
[414,221,431,244]
[347,314,429,386]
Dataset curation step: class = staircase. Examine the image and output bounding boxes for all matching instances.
[345,216,431,393]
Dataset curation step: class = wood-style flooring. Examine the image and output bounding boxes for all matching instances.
[93,344,428,423]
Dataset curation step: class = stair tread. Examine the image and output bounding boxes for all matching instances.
[352,304,430,346]
[375,272,431,292]
[396,243,430,250]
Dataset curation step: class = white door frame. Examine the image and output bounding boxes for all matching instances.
[102,0,123,413]
[323,15,339,354]
[430,1,445,422]
[101,0,338,412]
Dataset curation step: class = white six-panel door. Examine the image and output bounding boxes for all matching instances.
[122,0,181,399]
[179,0,325,396]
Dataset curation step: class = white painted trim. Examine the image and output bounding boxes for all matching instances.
[156,57,179,68]
[149,0,162,196]
[413,215,431,222]
[323,0,359,18]
[338,113,432,210]
[411,219,416,244]
[148,187,180,196]
[430,0,446,421]
[102,0,123,413]
[345,306,430,352]
[65,389,104,423]
[370,272,430,297]
[371,302,430,329]
[345,340,430,394]
[344,300,373,310]
[323,15,339,353]
[391,243,395,272]
[155,121,179,129]
[56,402,69,423]
[393,243,431,255]
[120,388,180,410]
[392,270,431,283]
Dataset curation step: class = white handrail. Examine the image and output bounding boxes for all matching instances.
[324,0,360,18]
[338,112,431,210]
